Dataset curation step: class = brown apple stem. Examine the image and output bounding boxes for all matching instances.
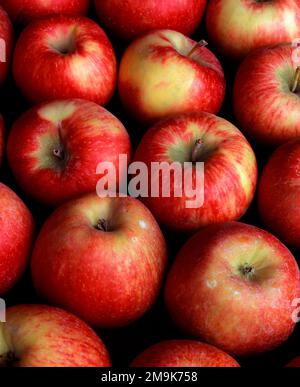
[0,324,14,367]
[96,219,109,232]
[187,40,208,58]
[191,139,204,163]
[292,66,300,93]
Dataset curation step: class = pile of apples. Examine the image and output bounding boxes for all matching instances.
[1,0,300,368]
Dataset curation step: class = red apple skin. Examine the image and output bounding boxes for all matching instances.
[119,30,225,125]
[287,356,300,367]
[0,115,4,165]
[13,15,116,105]
[258,139,300,249]
[1,0,90,24]
[31,194,167,328]
[0,305,111,367]
[234,44,300,146]
[206,0,300,60]
[95,0,207,42]
[7,99,131,207]
[131,340,240,367]
[165,222,300,357]
[134,113,257,232]
[0,184,34,295]
[0,6,13,85]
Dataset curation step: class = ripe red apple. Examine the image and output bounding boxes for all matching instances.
[234,44,300,146]
[206,0,300,60]
[119,30,225,125]
[287,357,300,367]
[0,6,13,85]
[0,305,111,367]
[134,112,257,232]
[165,222,300,357]
[258,139,300,248]
[95,0,207,42]
[0,115,4,165]
[0,183,34,295]
[13,15,116,105]
[1,0,90,24]
[7,99,131,207]
[131,340,240,367]
[31,194,167,328]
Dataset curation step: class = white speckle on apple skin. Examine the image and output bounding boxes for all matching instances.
[139,220,147,229]
[206,280,217,289]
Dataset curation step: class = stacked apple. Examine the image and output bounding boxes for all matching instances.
[0,0,299,369]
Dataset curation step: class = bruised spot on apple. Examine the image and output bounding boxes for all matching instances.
[0,6,13,85]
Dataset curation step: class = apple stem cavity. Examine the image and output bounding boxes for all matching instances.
[95,219,109,232]
[53,147,65,161]
[239,264,256,281]
[292,66,300,93]
[191,139,204,163]
[187,40,208,58]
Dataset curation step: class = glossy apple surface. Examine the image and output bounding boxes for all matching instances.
[0,6,13,85]
[7,99,131,207]
[119,30,225,125]
[13,15,116,105]
[165,222,300,356]
[0,305,111,367]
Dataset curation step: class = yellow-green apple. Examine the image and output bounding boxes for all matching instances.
[258,139,300,248]
[131,340,240,367]
[134,112,257,232]
[95,0,207,42]
[7,99,131,207]
[0,115,4,165]
[31,194,167,328]
[13,15,116,105]
[119,30,225,125]
[165,222,300,357]
[0,183,34,295]
[0,6,13,85]
[234,44,300,146]
[1,0,90,24]
[206,0,300,60]
[287,357,300,367]
[0,305,111,367]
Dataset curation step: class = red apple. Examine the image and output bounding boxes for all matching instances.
[1,0,90,24]
[287,356,300,367]
[134,112,257,232]
[0,183,34,295]
[95,0,207,42]
[165,222,300,357]
[119,30,225,125]
[131,340,240,367]
[258,139,300,248]
[0,115,4,165]
[206,0,300,60]
[13,15,116,105]
[31,194,167,328]
[234,44,300,146]
[0,304,111,367]
[0,6,13,85]
[7,99,131,207]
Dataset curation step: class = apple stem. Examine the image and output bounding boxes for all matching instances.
[187,40,208,58]
[96,219,109,232]
[53,147,65,160]
[191,139,204,163]
[239,264,256,280]
[292,66,300,93]
[0,324,14,367]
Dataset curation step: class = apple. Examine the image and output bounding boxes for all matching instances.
[206,0,300,60]
[13,15,116,105]
[0,115,4,166]
[0,183,34,295]
[287,357,300,367]
[165,222,300,357]
[134,112,257,233]
[258,139,300,248]
[131,340,240,367]
[0,304,111,367]
[95,0,207,42]
[7,99,131,207]
[119,30,226,125]
[1,0,90,24]
[234,43,300,146]
[0,6,13,85]
[31,194,167,328]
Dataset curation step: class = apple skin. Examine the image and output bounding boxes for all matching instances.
[0,115,4,166]
[258,139,300,249]
[0,305,111,367]
[13,15,116,105]
[0,6,13,85]
[1,0,90,24]
[165,222,300,357]
[287,356,300,367]
[31,194,167,328]
[119,30,225,125]
[234,44,300,146]
[131,340,240,367]
[0,183,35,295]
[7,99,131,207]
[95,0,207,42]
[134,112,257,233]
[206,0,300,60]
